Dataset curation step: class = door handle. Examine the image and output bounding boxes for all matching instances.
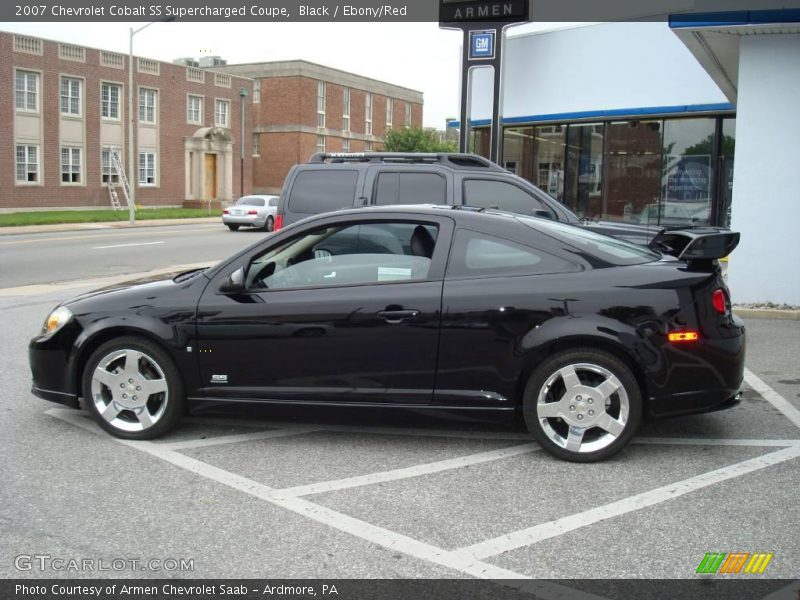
[377,309,420,323]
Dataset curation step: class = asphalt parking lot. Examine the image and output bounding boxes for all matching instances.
[1,272,799,588]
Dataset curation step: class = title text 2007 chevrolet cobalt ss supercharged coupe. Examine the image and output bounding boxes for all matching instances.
[30,206,745,461]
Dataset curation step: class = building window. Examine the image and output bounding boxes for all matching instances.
[101,147,121,184]
[253,79,260,103]
[214,99,230,127]
[317,81,326,128]
[252,133,260,156]
[366,141,373,152]
[15,144,39,183]
[386,97,393,129]
[138,152,156,185]
[404,101,412,127]
[60,147,82,184]
[15,70,39,112]
[365,93,373,136]
[316,135,325,153]
[138,88,157,124]
[342,87,350,132]
[187,95,203,125]
[60,77,81,116]
[342,138,350,153]
[101,83,120,120]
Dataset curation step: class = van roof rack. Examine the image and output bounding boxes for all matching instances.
[307,152,506,172]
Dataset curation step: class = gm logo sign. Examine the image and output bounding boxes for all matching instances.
[469,30,495,60]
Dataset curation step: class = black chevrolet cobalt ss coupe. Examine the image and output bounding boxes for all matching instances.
[30,206,745,461]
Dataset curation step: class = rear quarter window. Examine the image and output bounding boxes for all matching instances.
[288,170,358,215]
[446,229,578,279]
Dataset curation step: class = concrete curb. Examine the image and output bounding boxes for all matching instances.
[0,217,219,236]
[734,308,800,321]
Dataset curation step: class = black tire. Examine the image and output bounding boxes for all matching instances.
[227,224,240,231]
[264,216,274,232]
[82,336,184,440]
[522,348,642,462]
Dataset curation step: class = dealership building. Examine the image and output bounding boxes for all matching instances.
[461,14,799,304]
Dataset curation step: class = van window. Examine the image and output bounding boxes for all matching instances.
[289,170,358,214]
[374,172,446,205]
[463,179,549,217]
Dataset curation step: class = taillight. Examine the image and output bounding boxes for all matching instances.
[247,209,258,215]
[223,209,229,214]
[274,214,283,231]
[668,331,700,343]
[712,289,728,315]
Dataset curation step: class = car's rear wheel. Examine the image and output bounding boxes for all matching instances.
[522,349,642,462]
[82,336,184,439]
[227,224,240,231]
[264,216,274,232]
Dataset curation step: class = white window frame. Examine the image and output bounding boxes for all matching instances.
[15,144,40,184]
[253,79,260,104]
[138,151,157,186]
[101,146,121,185]
[15,70,40,113]
[316,135,325,153]
[60,77,82,116]
[317,80,326,129]
[214,98,230,128]
[405,101,412,127]
[342,87,350,133]
[138,88,157,124]
[101,82,121,120]
[187,94,203,125]
[60,146,82,184]
[342,138,350,153]
[386,97,393,129]
[252,133,261,156]
[365,92,373,136]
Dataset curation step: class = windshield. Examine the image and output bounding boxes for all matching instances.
[237,197,265,206]
[518,216,660,266]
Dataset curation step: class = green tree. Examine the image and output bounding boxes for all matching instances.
[382,127,457,153]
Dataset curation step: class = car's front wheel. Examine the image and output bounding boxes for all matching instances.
[523,349,642,462]
[82,336,184,439]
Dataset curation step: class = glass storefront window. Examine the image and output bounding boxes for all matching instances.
[503,125,566,200]
[470,128,491,159]
[660,118,716,227]
[564,123,604,219]
[605,120,662,224]
[720,118,735,228]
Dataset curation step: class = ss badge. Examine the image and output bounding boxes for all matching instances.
[211,374,228,384]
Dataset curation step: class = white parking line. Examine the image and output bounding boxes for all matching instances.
[92,241,165,250]
[744,368,800,430]
[635,436,800,447]
[276,443,539,498]
[457,444,800,560]
[162,427,320,450]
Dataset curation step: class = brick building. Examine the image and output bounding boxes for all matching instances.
[218,60,424,194]
[1,31,253,210]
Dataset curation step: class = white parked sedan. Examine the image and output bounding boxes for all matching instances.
[222,195,279,231]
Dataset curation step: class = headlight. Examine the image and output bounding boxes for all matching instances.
[42,306,73,336]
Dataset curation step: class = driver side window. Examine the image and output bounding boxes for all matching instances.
[246,222,439,290]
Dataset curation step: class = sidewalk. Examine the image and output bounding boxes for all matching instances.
[0,217,219,236]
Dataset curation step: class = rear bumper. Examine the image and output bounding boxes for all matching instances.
[222,215,266,227]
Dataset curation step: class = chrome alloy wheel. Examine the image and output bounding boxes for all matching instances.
[536,362,630,454]
[90,349,169,432]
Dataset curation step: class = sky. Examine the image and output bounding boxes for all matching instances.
[0,21,583,129]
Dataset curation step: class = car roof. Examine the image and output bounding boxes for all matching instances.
[315,203,530,228]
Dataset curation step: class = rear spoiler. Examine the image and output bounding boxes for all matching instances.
[649,227,740,263]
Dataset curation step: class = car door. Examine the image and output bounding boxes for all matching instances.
[367,167,453,207]
[195,213,454,405]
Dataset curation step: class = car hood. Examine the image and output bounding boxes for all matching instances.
[63,269,203,307]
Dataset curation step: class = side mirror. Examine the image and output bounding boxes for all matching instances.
[219,267,245,294]
[533,209,553,220]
